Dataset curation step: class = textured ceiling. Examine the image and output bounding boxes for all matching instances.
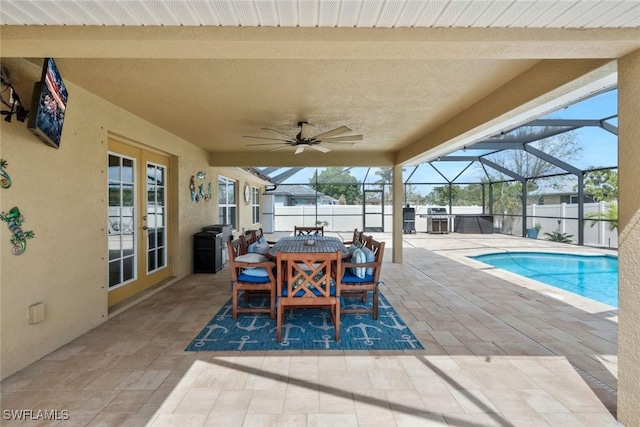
[1,1,638,167]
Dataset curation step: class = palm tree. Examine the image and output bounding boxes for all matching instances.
[585,202,618,231]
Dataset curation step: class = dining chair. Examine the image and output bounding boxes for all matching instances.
[275,250,342,342]
[340,237,385,319]
[227,238,277,319]
[294,225,324,236]
[247,227,277,246]
[343,229,371,249]
[240,230,258,253]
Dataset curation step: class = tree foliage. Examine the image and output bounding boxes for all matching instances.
[583,169,618,202]
[428,184,483,206]
[309,168,361,204]
[486,127,581,179]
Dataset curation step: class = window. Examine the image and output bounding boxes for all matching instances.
[252,186,260,224]
[218,176,237,230]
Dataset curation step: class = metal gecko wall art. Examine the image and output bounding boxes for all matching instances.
[0,159,11,189]
[1,207,35,255]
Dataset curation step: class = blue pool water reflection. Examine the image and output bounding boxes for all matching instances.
[472,252,618,307]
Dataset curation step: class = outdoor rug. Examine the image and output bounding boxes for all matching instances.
[185,292,423,351]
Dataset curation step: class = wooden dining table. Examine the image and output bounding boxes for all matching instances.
[268,235,349,257]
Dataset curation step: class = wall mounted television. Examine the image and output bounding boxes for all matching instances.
[27,58,68,149]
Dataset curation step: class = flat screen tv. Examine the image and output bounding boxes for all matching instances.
[27,58,68,149]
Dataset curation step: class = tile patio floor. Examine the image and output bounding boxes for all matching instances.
[0,233,620,426]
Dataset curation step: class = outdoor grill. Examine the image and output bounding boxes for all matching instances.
[402,206,416,234]
[421,207,454,234]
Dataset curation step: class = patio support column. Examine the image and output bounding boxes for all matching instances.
[618,47,640,427]
[392,165,403,264]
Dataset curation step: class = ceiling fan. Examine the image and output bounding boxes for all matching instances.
[243,121,363,154]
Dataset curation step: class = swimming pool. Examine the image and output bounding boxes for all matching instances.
[472,252,618,307]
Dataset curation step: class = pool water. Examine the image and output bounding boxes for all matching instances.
[472,252,618,307]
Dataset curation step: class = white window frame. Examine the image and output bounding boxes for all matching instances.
[252,186,260,224]
[219,175,237,230]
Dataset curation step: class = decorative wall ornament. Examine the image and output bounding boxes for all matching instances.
[204,182,213,201]
[190,175,197,202]
[197,171,206,179]
[0,159,11,189]
[1,207,34,255]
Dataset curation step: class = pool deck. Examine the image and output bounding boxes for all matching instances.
[0,232,619,426]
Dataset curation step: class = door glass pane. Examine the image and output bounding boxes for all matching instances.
[148,229,157,249]
[122,233,134,257]
[122,208,134,234]
[122,184,134,206]
[156,228,165,248]
[123,256,134,281]
[122,158,134,182]
[108,155,120,180]
[108,183,120,206]
[148,251,156,271]
[109,261,120,287]
[157,247,165,268]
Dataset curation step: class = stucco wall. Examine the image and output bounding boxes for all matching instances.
[0,58,263,379]
[617,48,640,427]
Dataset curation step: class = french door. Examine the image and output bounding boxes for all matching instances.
[107,140,171,307]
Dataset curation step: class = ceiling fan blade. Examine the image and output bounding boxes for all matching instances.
[243,135,292,142]
[310,144,331,153]
[295,146,306,155]
[266,145,292,152]
[320,135,363,143]
[300,122,316,140]
[312,126,351,140]
[261,128,295,139]
[245,142,287,146]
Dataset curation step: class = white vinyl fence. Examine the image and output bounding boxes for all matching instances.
[270,202,617,248]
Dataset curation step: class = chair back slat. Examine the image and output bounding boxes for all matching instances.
[294,225,324,236]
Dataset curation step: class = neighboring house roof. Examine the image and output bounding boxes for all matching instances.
[266,185,338,202]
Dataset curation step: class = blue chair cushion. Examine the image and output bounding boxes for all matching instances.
[237,272,272,283]
[342,269,375,283]
[351,248,367,278]
[242,267,269,277]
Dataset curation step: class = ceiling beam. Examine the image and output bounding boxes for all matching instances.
[210,151,394,168]
[2,27,640,60]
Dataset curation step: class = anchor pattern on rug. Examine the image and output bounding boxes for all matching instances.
[185,292,424,352]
